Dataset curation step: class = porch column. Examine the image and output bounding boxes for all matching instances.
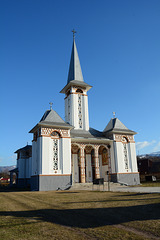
[108,144,111,181]
[94,146,100,179]
[80,145,86,183]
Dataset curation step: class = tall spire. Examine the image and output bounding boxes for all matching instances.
[67,31,84,84]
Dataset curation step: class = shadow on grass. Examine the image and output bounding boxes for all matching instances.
[0,185,30,192]
[0,203,159,228]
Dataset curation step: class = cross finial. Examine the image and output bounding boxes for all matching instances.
[72,29,77,39]
[113,112,116,118]
[49,102,53,110]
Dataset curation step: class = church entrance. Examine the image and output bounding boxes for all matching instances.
[84,145,94,182]
[71,144,80,183]
[71,143,110,183]
[91,149,96,180]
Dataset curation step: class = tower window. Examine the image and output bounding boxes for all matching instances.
[76,89,83,93]
[51,131,60,138]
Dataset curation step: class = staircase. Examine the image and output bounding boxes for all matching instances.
[70,182,123,191]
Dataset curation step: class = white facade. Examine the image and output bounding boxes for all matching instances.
[31,128,71,176]
[65,87,89,131]
[17,157,32,179]
[14,36,140,190]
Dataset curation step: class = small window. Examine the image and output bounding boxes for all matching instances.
[51,131,60,138]
[76,89,83,93]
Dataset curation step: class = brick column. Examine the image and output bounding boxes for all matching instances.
[94,146,100,179]
[80,146,86,183]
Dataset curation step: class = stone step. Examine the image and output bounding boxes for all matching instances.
[70,182,123,191]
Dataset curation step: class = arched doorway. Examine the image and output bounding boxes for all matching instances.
[71,144,80,183]
[84,145,94,182]
[99,146,109,181]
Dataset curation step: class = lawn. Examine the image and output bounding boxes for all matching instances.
[0,190,159,240]
[138,181,160,187]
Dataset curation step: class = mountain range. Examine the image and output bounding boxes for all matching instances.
[138,151,160,158]
[0,165,16,173]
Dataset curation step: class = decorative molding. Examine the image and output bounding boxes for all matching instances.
[85,145,93,154]
[40,128,70,138]
[114,134,135,143]
[53,139,58,170]
[71,144,79,154]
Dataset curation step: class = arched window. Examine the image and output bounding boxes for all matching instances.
[51,131,60,138]
[121,137,128,143]
[76,88,83,93]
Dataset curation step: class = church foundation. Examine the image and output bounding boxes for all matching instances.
[111,173,140,185]
[31,174,72,191]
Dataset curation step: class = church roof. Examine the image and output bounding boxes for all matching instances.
[29,109,72,133]
[67,38,84,83]
[40,109,66,123]
[71,127,111,141]
[103,118,136,135]
[71,128,103,139]
[15,145,32,153]
[60,38,92,93]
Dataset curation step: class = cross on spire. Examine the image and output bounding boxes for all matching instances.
[113,112,116,118]
[49,102,53,110]
[72,29,77,39]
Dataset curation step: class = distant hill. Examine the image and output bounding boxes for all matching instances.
[149,151,160,157]
[138,151,160,159]
[0,166,16,173]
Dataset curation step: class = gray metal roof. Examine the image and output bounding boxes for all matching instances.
[40,109,65,124]
[71,127,107,139]
[29,109,72,133]
[15,145,32,153]
[40,109,72,127]
[60,39,92,94]
[67,39,84,83]
[103,118,136,135]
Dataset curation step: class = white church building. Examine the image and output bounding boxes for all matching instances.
[13,34,140,191]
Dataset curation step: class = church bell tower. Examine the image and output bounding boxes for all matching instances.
[60,31,92,131]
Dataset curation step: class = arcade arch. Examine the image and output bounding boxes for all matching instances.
[71,143,111,183]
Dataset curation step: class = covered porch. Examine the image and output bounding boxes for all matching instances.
[71,142,111,183]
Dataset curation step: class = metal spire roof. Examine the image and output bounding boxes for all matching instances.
[103,118,137,134]
[40,109,66,124]
[67,38,84,84]
[60,33,92,94]
[29,109,72,133]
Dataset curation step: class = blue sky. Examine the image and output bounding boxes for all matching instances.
[1,0,160,166]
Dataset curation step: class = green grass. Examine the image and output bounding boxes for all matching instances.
[0,190,159,240]
[139,181,160,187]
